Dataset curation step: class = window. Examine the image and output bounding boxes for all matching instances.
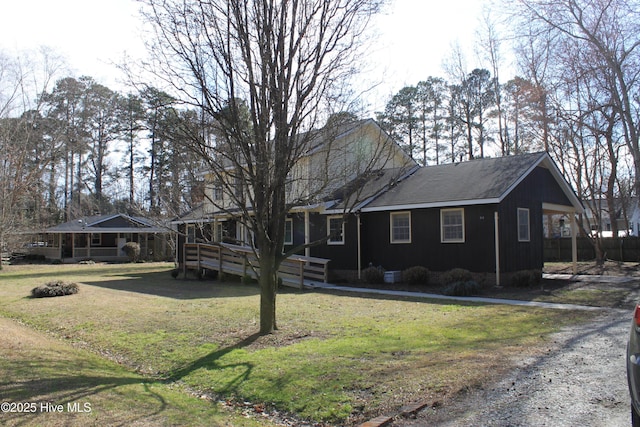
[284,218,293,245]
[327,216,345,245]
[91,233,101,246]
[441,208,464,243]
[212,181,223,201]
[518,208,530,242]
[186,225,196,243]
[214,222,225,242]
[390,211,411,243]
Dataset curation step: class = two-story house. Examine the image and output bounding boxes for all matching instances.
[174,119,583,282]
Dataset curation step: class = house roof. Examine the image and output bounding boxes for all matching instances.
[361,152,583,213]
[45,214,169,234]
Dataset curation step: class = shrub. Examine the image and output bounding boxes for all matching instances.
[439,268,473,285]
[402,266,430,285]
[31,280,79,298]
[170,268,180,279]
[122,242,141,262]
[242,274,257,284]
[509,270,542,288]
[442,280,480,297]
[362,266,385,284]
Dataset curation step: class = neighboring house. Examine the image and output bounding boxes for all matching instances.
[28,214,172,262]
[174,118,583,281]
[580,197,639,237]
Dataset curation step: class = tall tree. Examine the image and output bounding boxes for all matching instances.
[119,93,146,207]
[42,77,90,220]
[377,85,419,161]
[0,48,64,265]
[513,0,640,196]
[457,68,495,159]
[141,0,385,334]
[83,79,122,212]
[141,87,177,215]
[415,77,447,165]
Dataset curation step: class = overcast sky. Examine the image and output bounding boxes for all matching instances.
[1,0,490,112]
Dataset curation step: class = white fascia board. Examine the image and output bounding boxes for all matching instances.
[359,198,502,213]
[539,155,584,213]
[494,152,583,213]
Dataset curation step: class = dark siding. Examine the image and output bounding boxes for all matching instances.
[361,206,497,272]
[283,213,306,255]
[309,213,359,269]
[497,166,566,272]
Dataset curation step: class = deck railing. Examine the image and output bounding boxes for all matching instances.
[183,242,330,288]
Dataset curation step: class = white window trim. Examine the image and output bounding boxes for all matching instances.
[284,218,293,245]
[390,211,412,244]
[441,208,465,243]
[518,208,531,242]
[327,216,345,245]
[186,224,196,243]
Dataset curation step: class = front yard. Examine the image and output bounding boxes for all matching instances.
[0,263,605,425]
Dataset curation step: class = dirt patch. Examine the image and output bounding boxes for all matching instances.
[544,260,640,276]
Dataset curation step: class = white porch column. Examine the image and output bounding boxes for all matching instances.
[357,213,362,280]
[494,212,500,286]
[304,210,310,257]
[571,212,578,274]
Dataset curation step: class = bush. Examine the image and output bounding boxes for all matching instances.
[31,280,79,298]
[122,242,141,262]
[442,280,480,297]
[170,268,180,279]
[402,266,430,285]
[242,274,257,284]
[362,266,385,284]
[509,270,542,288]
[439,268,473,285]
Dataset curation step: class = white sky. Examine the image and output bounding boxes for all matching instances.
[0,0,489,112]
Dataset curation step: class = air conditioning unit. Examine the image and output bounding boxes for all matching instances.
[383,270,402,284]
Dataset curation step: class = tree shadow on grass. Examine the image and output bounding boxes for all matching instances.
[0,360,167,426]
[82,271,261,300]
[165,333,260,395]
[0,329,264,427]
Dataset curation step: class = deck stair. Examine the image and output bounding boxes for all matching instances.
[183,242,330,288]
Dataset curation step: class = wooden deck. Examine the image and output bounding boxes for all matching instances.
[183,242,330,288]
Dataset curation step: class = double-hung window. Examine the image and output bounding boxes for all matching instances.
[327,216,344,245]
[441,208,464,243]
[186,224,196,243]
[518,208,530,242]
[390,211,411,243]
[284,218,293,245]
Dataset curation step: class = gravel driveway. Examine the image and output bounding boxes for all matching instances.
[397,298,633,426]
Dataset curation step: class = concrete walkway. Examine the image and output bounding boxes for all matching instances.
[306,273,639,312]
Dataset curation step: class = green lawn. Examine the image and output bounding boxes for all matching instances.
[0,263,590,425]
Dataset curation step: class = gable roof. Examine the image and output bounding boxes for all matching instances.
[361,152,583,213]
[45,214,168,234]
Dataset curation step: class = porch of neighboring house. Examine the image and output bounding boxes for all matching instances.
[27,214,172,263]
[30,231,168,262]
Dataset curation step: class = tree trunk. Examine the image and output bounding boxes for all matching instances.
[259,254,278,334]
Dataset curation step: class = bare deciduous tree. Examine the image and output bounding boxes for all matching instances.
[140,0,387,334]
